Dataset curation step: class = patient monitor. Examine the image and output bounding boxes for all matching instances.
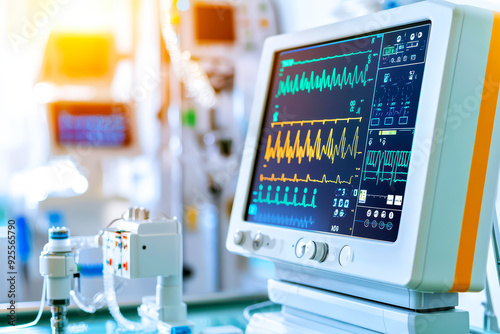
[227,0,500,332]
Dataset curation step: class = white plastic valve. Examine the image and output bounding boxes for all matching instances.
[39,226,78,334]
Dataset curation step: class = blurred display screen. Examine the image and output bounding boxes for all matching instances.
[195,5,235,42]
[42,32,116,81]
[52,102,132,147]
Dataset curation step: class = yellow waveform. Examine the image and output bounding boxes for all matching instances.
[264,126,360,164]
[260,173,356,184]
[271,117,362,128]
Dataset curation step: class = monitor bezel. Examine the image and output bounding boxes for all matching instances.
[226,2,459,289]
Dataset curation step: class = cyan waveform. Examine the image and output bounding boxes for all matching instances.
[281,50,373,68]
[252,184,317,208]
[275,65,373,98]
[363,150,411,184]
[264,127,361,164]
[255,212,314,228]
[259,173,355,185]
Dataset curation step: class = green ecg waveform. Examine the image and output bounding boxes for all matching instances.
[252,184,317,208]
[281,50,373,68]
[363,150,411,185]
[275,65,373,98]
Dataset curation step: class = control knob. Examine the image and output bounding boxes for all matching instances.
[233,230,245,245]
[295,239,328,263]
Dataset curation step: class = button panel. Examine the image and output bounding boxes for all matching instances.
[241,232,352,268]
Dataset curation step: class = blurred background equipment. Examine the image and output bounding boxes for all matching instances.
[0,0,280,306]
[174,0,280,295]
[1,0,164,307]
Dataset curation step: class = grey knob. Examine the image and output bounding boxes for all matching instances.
[234,230,245,245]
[304,241,328,263]
[312,241,328,262]
[253,232,264,250]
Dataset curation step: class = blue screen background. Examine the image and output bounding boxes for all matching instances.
[245,22,431,242]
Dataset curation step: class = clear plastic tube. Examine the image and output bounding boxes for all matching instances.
[70,289,105,314]
[69,234,105,314]
[0,277,47,333]
[103,270,156,332]
[70,265,106,314]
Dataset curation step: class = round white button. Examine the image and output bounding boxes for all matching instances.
[339,246,352,267]
[234,230,245,245]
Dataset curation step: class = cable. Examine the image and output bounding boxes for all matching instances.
[105,218,122,229]
[0,277,47,333]
[243,300,276,322]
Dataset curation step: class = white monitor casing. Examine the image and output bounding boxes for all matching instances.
[226,0,500,293]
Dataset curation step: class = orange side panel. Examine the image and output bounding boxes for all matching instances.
[451,12,500,292]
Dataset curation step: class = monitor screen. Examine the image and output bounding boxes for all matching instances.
[195,5,235,43]
[245,22,431,242]
[52,102,132,148]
